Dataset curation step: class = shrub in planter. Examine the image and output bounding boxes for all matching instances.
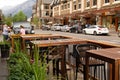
[0,41,10,58]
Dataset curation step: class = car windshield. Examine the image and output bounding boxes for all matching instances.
[98,26,106,28]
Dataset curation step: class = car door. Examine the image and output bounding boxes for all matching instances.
[87,26,96,34]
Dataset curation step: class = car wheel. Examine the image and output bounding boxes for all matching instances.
[83,30,86,34]
[93,31,97,35]
[75,30,78,33]
[117,31,120,37]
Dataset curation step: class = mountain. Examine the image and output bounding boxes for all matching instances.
[2,0,36,18]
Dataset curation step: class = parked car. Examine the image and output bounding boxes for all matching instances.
[69,24,82,33]
[12,21,35,34]
[51,24,63,31]
[82,25,109,35]
[41,25,50,30]
[60,25,71,32]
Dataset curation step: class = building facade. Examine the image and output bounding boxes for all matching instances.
[51,0,120,31]
[36,0,53,26]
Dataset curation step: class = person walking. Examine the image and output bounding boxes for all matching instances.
[20,25,25,35]
[2,24,9,41]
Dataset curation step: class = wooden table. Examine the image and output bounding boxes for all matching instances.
[31,38,87,80]
[10,34,21,49]
[85,48,120,80]
[20,34,72,50]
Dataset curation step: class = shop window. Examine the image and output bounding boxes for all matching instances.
[93,0,97,6]
[104,0,109,3]
[86,0,90,7]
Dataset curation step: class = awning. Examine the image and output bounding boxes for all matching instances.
[47,21,53,24]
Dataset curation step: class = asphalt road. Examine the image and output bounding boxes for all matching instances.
[35,29,120,45]
[0,29,119,45]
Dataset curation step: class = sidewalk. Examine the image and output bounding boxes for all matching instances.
[0,35,9,80]
[0,59,9,80]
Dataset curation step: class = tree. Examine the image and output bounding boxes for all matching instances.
[32,15,39,28]
[4,15,13,26]
[13,11,27,22]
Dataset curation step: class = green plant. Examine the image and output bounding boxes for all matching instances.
[7,41,49,80]
[7,40,63,80]
[0,40,11,46]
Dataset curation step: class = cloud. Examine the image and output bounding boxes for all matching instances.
[0,0,27,9]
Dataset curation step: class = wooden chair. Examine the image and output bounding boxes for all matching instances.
[71,43,106,80]
[39,46,65,79]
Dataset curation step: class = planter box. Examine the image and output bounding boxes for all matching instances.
[0,44,10,58]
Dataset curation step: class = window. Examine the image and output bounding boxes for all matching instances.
[68,3,70,8]
[73,1,77,10]
[45,11,49,16]
[93,0,97,6]
[78,4,81,9]
[64,4,67,9]
[61,5,64,10]
[44,4,49,9]
[86,0,90,7]
[105,0,109,3]
[78,0,81,9]
[115,0,119,1]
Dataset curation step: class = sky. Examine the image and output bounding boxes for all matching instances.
[0,0,28,9]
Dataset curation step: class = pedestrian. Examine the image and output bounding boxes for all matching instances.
[2,24,9,41]
[20,25,25,35]
[7,26,14,41]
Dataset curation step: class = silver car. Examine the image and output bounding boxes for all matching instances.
[60,25,71,32]
[51,24,63,31]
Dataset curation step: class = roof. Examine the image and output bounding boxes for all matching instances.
[43,0,53,4]
[50,0,60,6]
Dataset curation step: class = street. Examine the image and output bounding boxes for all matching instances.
[35,29,120,45]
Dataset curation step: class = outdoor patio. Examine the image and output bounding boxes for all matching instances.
[0,33,120,80]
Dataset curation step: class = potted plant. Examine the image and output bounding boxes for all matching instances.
[0,41,10,59]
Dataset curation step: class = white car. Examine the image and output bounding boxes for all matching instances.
[82,25,109,35]
[51,24,63,31]
[60,25,71,32]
